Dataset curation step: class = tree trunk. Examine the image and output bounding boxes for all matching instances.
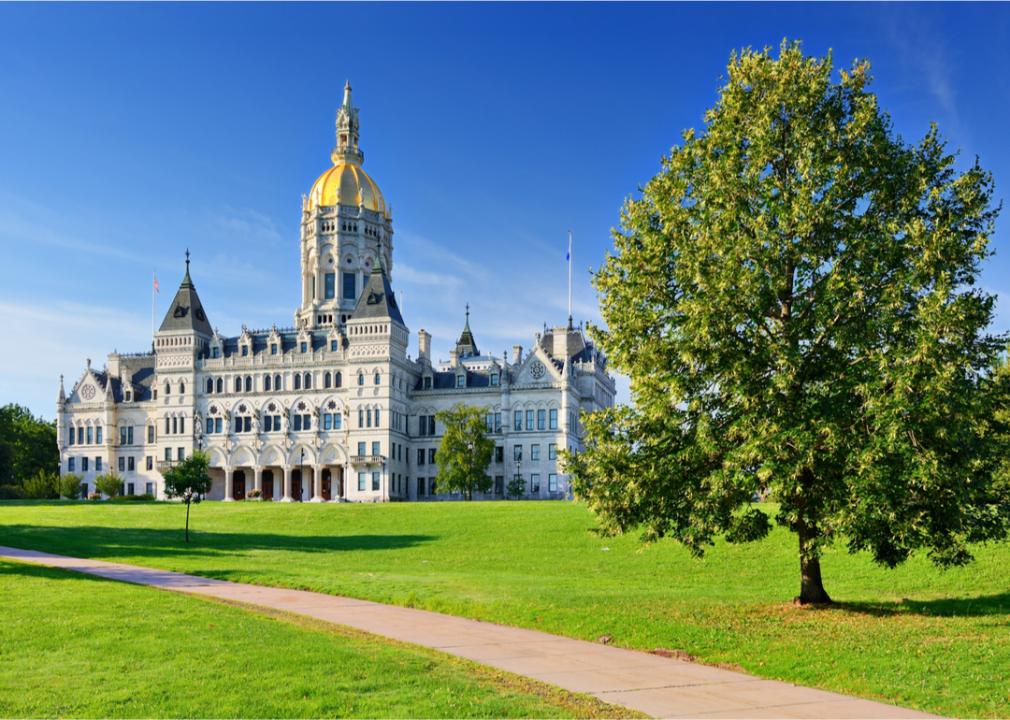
[796,523,831,604]
[185,498,191,544]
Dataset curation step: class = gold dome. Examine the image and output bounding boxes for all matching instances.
[308,159,387,215]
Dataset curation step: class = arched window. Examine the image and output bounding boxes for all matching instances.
[375,408,381,426]
[358,372,364,386]
[244,376,252,393]
[234,377,241,393]
[172,417,178,434]
[206,378,213,394]
[374,372,380,386]
[335,371,342,388]
[324,372,331,389]
[358,408,364,427]
[216,378,223,394]
[180,381,186,394]
[274,374,282,391]
[165,382,171,396]
[304,372,312,390]
[294,374,301,390]
[264,375,272,392]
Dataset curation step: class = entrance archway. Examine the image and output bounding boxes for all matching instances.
[233,470,246,501]
[262,469,275,500]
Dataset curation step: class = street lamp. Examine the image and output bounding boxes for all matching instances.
[300,447,305,502]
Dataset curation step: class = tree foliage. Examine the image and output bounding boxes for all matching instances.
[434,404,495,500]
[95,473,124,499]
[162,451,212,497]
[58,473,83,500]
[0,403,58,487]
[568,41,1010,603]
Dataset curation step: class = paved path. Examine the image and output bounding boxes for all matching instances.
[1,546,934,719]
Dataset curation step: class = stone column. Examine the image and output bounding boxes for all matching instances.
[343,462,350,500]
[281,464,293,502]
[253,466,263,494]
[309,464,322,502]
[224,467,234,502]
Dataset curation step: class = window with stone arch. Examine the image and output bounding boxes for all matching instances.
[245,376,252,393]
[358,372,364,386]
[304,372,312,390]
[264,374,272,392]
[335,371,342,388]
[180,381,186,395]
[216,378,223,394]
[274,374,282,391]
[374,371,380,386]
[294,374,301,391]
[165,381,171,396]
[234,377,241,393]
[324,371,331,389]
[206,378,213,394]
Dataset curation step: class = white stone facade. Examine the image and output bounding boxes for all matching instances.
[57,86,615,502]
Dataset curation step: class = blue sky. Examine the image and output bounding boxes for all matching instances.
[2,3,1009,419]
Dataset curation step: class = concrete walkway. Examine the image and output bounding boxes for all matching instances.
[1,546,934,719]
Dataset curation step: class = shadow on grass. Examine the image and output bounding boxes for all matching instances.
[833,594,1010,618]
[0,524,436,560]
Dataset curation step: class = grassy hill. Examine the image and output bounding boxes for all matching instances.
[1,500,1007,717]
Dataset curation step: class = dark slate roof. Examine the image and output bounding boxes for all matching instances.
[206,329,341,359]
[415,369,493,391]
[88,358,157,403]
[159,264,213,336]
[351,265,404,324]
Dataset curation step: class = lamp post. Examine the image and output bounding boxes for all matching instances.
[300,447,305,502]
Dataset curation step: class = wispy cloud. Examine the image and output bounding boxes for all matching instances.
[0,191,153,265]
[208,206,286,247]
[0,299,152,419]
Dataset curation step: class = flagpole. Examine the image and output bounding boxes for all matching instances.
[567,230,573,328]
[151,272,156,341]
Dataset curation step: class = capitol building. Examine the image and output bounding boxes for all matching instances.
[56,84,616,502]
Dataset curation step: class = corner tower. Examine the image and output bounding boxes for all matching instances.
[297,82,393,330]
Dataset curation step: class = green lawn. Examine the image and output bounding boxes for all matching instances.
[0,558,630,718]
[1,500,1008,718]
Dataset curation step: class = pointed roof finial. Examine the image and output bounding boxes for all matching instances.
[343,79,352,106]
[465,302,470,327]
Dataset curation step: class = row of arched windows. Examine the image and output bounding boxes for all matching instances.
[202,371,350,395]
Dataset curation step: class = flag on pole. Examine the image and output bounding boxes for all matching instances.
[153,274,159,293]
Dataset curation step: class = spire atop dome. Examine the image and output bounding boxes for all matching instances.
[333,80,363,165]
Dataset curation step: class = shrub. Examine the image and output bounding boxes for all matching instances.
[58,473,83,499]
[94,473,124,498]
[0,484,24,499]
[108,493,155,502]
[21,470,59,499]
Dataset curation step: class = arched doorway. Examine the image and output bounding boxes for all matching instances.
[262,469,275,500]
[233,470,246,501]
[322,469,332,501]
[291,469,303,502]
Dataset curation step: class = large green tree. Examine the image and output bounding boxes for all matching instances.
[568,42,1010,604]
[0,404,58,487]
[434,404,495,500]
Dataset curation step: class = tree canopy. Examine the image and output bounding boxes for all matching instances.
[162,451,212,497]
[568,42,1010,603]
[434,404,495,500]
[0,403,58,494]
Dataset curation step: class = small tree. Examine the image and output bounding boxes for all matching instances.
[94,472,124,499]
[434,404,494,500]
[506,475,526,500]
[58,473,83,500]
[162,451,212,543]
